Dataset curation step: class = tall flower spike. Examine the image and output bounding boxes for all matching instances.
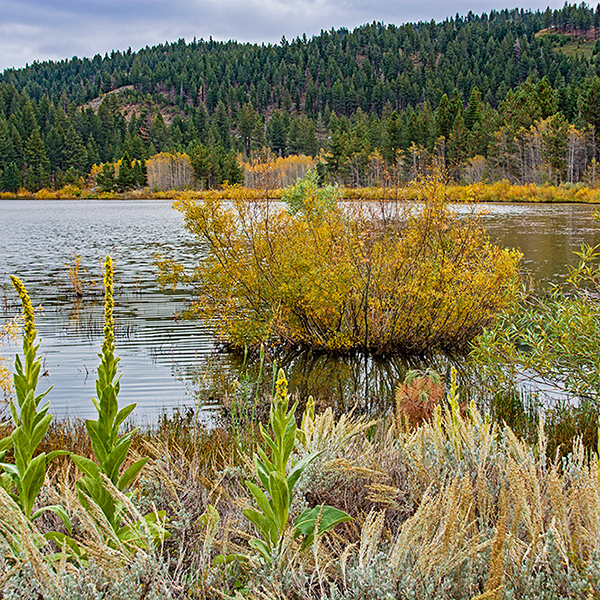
[10,275,36,346]
[102,255,115,358]
[274,368,288,409]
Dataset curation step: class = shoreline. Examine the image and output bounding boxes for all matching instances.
[2,182,600,204]
[0,181,600,204]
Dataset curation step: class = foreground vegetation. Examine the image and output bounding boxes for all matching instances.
[1,347,600,598]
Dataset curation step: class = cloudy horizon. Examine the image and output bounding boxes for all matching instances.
[0,0,579,72]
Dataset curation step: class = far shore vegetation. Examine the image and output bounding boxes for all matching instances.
[3,151,600,204]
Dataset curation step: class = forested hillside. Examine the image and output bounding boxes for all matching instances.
[2,2,600,192]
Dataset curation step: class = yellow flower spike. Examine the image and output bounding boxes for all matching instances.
[10,275,36,345]
[101,255,115,357]
[275,368,288,406]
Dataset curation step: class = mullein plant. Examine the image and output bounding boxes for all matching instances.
[69,255,168,551]
[244,369,351,562]
[0,277,70,530]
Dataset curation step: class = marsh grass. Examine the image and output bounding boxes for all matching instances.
[1,387,599,599]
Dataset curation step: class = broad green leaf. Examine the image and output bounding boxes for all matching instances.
[254,453,272,489]
[0,462,19,478]
[0,436,13,453]
[104,437,132,483]
[47,450,70,463]
[117,457,148,491]
[85,420,108,463]
[245,480,277,523]
[33,504,72,534]
[21,453,47,517]
[243,508,277,545]
[294,505,352,537]
[32,399,51,424]
[29,413,52,453]
[248,538,272,561]
[71,454,101,479]
[280,422,297,470]
[114,404,136,431]
[268,471,289,529]
[13,428,30,473]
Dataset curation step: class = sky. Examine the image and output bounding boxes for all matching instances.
[0,0,578,72]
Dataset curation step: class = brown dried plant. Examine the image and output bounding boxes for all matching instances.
[394,369,445,429]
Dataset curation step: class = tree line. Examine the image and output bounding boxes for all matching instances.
[2,3,600,191]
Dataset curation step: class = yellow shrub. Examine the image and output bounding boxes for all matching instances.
[56,185,82,199]
[337,182,600,203]
[33,188,58,199]
[160,173,521,354]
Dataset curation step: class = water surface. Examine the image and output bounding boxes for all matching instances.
[1,199,598,421]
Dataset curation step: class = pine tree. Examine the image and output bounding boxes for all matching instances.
[117,152,135,191]
[383,111,403,164]
[23,129,50,190]
[96,163,117,192]
[132,160,146,188]
[188,142,212,189]
[2,162,21,193]
[464,87,482,130]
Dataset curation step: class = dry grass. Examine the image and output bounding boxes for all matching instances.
[1,395,599,599]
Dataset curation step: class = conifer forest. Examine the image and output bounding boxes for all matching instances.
[3,3,600,192]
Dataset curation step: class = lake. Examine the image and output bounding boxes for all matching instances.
[1,199,598,422]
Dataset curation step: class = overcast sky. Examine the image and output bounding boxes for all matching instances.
[0,0,577,72]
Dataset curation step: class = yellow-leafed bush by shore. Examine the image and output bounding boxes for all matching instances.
[159,171,521,354]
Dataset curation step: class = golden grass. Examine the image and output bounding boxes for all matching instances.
[1,395,599,598]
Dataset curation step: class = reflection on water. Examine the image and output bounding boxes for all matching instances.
[188,346,474,423]
[458,202,600,283]
[1,199,598,422]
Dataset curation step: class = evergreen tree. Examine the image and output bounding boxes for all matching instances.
[464,88,482,130]
[221,149,243,185]
[0,118,17,169]
[267,110,289,156]
[23,129,50,190]
[2,162,21,193]
[132,160,147,187]
[116,151,135,191]
[238,103,262,155]
[96,163,117,192]
[541,113,568,184]
[579,77,600,135]
[323,130,348,182]
[188,142,212,189]
[383,111,403,164]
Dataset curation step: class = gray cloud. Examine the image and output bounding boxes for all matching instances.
[0,0,569,71]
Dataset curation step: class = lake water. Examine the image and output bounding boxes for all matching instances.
[1,199,598,422]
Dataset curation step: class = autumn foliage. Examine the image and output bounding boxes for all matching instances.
[159,171,521,355]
